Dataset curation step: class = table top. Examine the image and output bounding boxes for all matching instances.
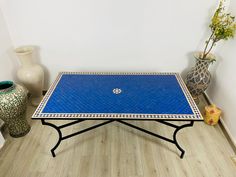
[32,72,203,121]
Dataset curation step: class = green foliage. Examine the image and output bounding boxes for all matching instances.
[201,0,236,59]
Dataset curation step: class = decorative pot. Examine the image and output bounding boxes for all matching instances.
[15,46,44,106]
[204,104,221,125]
[186,52,215,100]
[0,81,30,137]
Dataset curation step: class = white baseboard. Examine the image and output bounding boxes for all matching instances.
[220,118,236,147]
[0,132,5,149]
[203,93,236,149]
[0,119,5,149]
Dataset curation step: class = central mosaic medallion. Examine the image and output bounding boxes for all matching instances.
[113,88,122,95]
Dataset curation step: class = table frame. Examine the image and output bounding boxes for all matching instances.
[41,118,194,158]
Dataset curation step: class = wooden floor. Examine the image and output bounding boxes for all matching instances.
[0,100,236,177]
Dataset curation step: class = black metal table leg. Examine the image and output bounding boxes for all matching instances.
[118,120,194,159]
[41,119,62,157]
[41,119,114,157]
[172,121,194,158]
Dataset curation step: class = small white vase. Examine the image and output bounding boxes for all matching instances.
[15,46,44,106]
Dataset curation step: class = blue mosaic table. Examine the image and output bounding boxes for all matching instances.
[32,72,203,158]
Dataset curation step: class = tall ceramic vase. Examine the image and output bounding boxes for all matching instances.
[186,52,215,102]
[0,81,30,137]
[15,46,44,106]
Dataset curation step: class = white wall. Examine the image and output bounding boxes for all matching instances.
[0,0,216,88]
[0,8,14,81]
[207,0,236,146]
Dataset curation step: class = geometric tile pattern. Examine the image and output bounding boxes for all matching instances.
[32,72,203,121]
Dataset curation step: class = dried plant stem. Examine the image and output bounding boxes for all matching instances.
[203,40,216,59]
[202,32,214,59]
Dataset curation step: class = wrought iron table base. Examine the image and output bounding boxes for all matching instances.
[41,119,194,158]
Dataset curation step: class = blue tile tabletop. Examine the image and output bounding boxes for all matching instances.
[32,72,203,120]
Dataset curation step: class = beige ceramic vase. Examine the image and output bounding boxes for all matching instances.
[15,46,44,106]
